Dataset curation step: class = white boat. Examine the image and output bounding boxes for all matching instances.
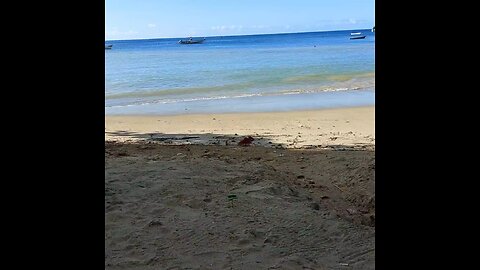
[350,32,366,39]
[178,37,205,44]
[350,36,366,40]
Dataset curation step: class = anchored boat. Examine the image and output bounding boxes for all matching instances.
[178,37,205,44]
[350,32,366,40]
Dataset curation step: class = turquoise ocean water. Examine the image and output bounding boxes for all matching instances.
[105,29,374,115]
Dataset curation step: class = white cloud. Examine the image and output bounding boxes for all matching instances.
[147,23,156,28]
[211,25,244,31]
[105,28,139,40]
[208,24,277,36]
[349,18,357,24]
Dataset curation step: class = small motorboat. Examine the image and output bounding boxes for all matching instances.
[105,44,113,49]
[350,32,366,39]
[178,37,205,44]
[350,35,366,40]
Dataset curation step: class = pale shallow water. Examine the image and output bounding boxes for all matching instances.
[105,29,375,115]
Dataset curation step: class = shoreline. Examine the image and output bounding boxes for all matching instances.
[105,88,375,116]
[106,104,373,117]
[106,105,375,148]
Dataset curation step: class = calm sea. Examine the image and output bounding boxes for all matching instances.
[105,29,374,115]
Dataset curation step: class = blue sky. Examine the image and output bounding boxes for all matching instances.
[106,0,375,40]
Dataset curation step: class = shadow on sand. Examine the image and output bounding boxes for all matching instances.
[105,130,375,269]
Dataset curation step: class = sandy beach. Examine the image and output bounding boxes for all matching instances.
[105,106,374,149]
[105,106,375,269]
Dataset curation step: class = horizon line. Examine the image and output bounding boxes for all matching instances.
[105,27,374,42]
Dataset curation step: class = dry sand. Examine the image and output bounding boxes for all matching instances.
[105,106,375,269]
[105,106,374,149]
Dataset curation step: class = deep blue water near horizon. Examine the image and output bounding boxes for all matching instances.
[105,29,374,115]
